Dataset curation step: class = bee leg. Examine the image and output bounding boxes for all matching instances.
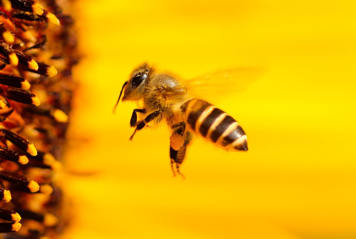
[129,110,161,140]
[169,146,186,179]
[169,122,186,176]
[170,158,176,177]
[171,122,185,135]
[170,122,186,150]
[130,108,146,127]
[169,131,192,179]
[175,162,185,180]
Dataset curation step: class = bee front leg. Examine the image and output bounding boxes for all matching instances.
[129,110,161,141]
[130,108,146,127]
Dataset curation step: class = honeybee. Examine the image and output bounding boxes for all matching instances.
[114,63,254,177]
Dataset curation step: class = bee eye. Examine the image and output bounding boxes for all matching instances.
[131,73,148,89]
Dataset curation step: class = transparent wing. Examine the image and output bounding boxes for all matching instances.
[185,67,265,102]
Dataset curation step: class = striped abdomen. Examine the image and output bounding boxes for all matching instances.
[182,98,248,151]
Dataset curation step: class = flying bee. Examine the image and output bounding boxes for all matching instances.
[114,63,257,177]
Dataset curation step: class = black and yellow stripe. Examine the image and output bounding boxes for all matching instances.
[182,98,248,151]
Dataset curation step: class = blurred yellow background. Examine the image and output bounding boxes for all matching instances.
[63,0,356,238]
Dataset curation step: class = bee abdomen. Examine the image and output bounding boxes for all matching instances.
[182,99,248,151]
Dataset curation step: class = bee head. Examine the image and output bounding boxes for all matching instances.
[113,63,151,113]
[123,63,151,101]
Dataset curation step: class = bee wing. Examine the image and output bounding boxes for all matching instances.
[185,67,265,101]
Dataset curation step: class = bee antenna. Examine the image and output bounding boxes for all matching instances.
[113,81,128,114]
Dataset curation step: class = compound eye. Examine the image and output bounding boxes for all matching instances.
[131,73,148,89]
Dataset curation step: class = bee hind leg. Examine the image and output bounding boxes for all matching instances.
[169,131,192,179]
[170,122,186,151]
[170,158,176,177]
[129,110,161,140]
[175,162,185,179]
[170,145,187,179]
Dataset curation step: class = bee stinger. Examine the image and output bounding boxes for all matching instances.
[114,63,249,178]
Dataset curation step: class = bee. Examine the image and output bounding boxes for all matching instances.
[114,63,252,177]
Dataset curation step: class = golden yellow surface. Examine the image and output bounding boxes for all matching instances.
[64,0,356,238]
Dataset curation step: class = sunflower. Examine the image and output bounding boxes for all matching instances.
[0,0,78,237]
